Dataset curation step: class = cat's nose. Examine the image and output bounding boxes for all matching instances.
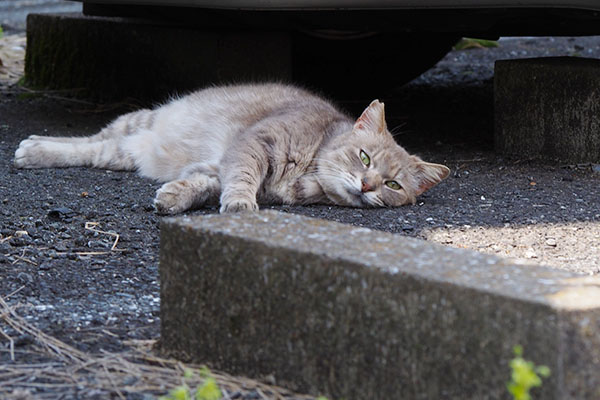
[361,179,374,193]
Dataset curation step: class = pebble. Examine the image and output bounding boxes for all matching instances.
[545,238,557,247]
[38,263,52,271]
[9,237,30,247]
[524,248,538,259]
[47,207,77,221]
[53,243,68,252]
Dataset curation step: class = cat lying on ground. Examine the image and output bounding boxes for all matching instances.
[14,83,450,214]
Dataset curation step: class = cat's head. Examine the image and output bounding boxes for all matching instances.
[316,100,450,207]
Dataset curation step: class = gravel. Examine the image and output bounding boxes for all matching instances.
[1,34,600,398]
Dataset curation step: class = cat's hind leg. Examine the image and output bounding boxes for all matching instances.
[23,109,155,144]
[154,163,221,214]
[14,137,135,170]
[14,109,155,169]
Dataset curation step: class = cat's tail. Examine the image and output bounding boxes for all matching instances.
[95,108,156,140]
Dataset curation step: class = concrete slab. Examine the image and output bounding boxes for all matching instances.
[159,210,600,400]
[25,13,291,101]
[495,57,600,163]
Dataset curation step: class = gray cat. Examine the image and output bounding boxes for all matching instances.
[14,83,449,213]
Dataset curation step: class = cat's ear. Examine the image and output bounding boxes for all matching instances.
[353,100,387,134]
[414,161,450,195]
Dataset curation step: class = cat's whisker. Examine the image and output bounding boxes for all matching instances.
[313,157,351,168]
[373,196,385,207]
[316,162,350,173]
[313,160,348,172]
[314,167,347,178]
[390,123,409,138]
[307,168,343,177]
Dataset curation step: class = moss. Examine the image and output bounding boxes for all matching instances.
[17,92,43,101]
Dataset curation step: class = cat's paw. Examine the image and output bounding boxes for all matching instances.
[219,198,259,213]
[154,181,196,215]
[14,139,50,168]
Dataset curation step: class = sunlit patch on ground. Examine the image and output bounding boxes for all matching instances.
[423,221,600,274]
[0,33,25,88]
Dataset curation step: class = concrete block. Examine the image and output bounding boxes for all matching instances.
[25,13,292,101]
[159,210,600,400]
[495,57,600,163]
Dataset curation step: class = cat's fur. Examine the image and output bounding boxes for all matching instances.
[14,83,450,213]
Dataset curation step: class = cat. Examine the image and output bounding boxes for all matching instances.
[14,83,450,214]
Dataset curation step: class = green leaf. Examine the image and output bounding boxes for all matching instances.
[195,377,221,400]
[183,368,195,380]
[536,365,551,378]
[454,37,499,51]
[161,385,192,400]
[507,345,550,400]
[513,345,523,357]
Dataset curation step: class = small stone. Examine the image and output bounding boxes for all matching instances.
[38,263,52,271]
[47,207,77,221]
[545,238,557,247]
[9,237,30,247]
[524,248,538,259]
[53,243,68,252]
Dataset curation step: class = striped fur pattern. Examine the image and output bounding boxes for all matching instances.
[14,83,450,214]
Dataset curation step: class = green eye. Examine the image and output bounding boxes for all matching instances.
[385,180,402,190]
[359,150,370,166]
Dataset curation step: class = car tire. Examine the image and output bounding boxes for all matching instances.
[292,32,459,98]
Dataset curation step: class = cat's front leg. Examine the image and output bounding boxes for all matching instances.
[154,173,220,214]
[218,141,269,213]
[219,175,261,213]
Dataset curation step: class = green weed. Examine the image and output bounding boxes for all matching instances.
[158,368,332,400]
[507,345,550,400]
[159,367,221,400]
[454,37,499,50]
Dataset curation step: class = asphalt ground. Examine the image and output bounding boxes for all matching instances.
[1,21,600,399]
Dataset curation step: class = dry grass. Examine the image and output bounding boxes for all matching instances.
[0,295,313,399]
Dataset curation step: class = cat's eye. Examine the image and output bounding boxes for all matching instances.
[359,150,370,167]
[385,180,402,190]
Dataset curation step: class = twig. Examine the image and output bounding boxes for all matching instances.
[0,235,12,244]
[12,249,38,266]
[84,222,122,252]
[12,255,37,266]
[0,327,15,361]
[103,362,126,400]
[0,294,317,399]
[5,285,25,300]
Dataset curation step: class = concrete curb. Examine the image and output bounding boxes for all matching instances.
[495,57,600,163]
[159,210,600,399]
